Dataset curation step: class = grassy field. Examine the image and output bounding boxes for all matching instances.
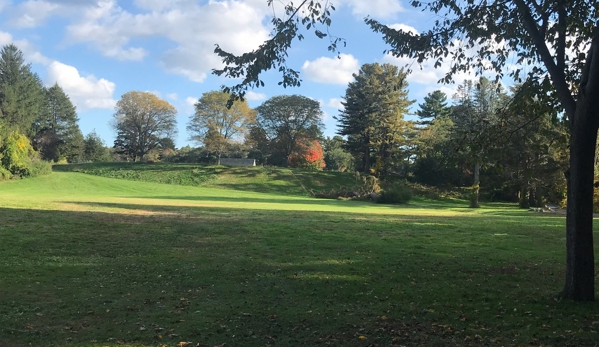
[1,167,598,347]
[53,162,363,196]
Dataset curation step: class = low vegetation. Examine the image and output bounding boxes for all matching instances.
[1,170,598,347]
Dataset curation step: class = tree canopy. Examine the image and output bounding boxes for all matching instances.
[188,91,255,161]
[112,91,177,162]
[255,94,324,166]
[416,90,450,125]
[337,63,414,174]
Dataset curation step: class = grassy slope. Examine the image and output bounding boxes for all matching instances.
[53,162,363,196]
[0,172,598,347]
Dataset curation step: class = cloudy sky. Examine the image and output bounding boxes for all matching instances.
[0,0,483,147]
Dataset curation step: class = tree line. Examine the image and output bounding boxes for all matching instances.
[1,42,568,212]
[0,44,111,180]
[110,61,569,210]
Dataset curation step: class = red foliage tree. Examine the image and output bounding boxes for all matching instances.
[289,139,325,170]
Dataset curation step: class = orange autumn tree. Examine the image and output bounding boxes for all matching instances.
[289,139,325,170]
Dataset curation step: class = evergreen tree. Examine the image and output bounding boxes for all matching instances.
[0,44,46,137]
[416,90,451,125]
[34,84,84,162]
[337,63,414,174]
[83,131,111,162]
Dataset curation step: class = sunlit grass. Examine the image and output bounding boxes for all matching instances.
[0,171,598,347]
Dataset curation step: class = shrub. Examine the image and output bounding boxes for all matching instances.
[0,131,35,177]
[289,140,326,170]
[0,166,11,181]
[377,181,413,204]
[28,159,53,177]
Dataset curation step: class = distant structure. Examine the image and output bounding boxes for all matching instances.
[219,158,256,167]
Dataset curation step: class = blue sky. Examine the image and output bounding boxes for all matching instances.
[0,0,483,148]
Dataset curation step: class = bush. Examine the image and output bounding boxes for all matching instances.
[377,181,412,204]
[0,131,35,177]
[28,159,53,177]
[0,166,11,181]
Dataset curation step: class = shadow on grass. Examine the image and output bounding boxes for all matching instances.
[1,202,597,347]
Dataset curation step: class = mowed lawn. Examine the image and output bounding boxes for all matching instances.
[1,172,598,347]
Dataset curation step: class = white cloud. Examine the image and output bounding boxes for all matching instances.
[389,23,418,35]
[46,61,117,110]
[245,91,266,101]
[0,31,12,45]
[326,98,344,110]
[302,54,360,85]
[184,96,198,114]
[0,0,9,13]
[0,31,51,65]
[186,96,197,106]
[166,93,178,101]
[340,0,404,18]
[64,0,270,81]
[10,1,60,28]
[381,39,483,91]
[7,0,98,28]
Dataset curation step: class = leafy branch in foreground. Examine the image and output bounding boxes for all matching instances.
[212,0,343,106]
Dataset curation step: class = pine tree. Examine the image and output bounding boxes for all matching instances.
[416,90,450,125]
[34,84,84,162]
[337,63,414,174]
[0,44,46,138]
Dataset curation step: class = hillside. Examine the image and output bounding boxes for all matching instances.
[53,162,363,196]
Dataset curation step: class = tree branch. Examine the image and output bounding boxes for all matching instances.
[514,0,577,119]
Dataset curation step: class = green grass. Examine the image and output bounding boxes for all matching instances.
[53,162,363,196]
[1,170,598,347]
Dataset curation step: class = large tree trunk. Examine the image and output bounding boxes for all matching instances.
[562,93,598,301]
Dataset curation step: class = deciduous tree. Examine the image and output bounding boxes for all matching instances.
[112,91,177,162]
[255,95,324,166]
[188,91,255,163]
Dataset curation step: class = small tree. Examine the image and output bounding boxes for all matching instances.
[289,139,325,170]
[83,131,111,162]
[322,136,354,172]
[112,91,177,162]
